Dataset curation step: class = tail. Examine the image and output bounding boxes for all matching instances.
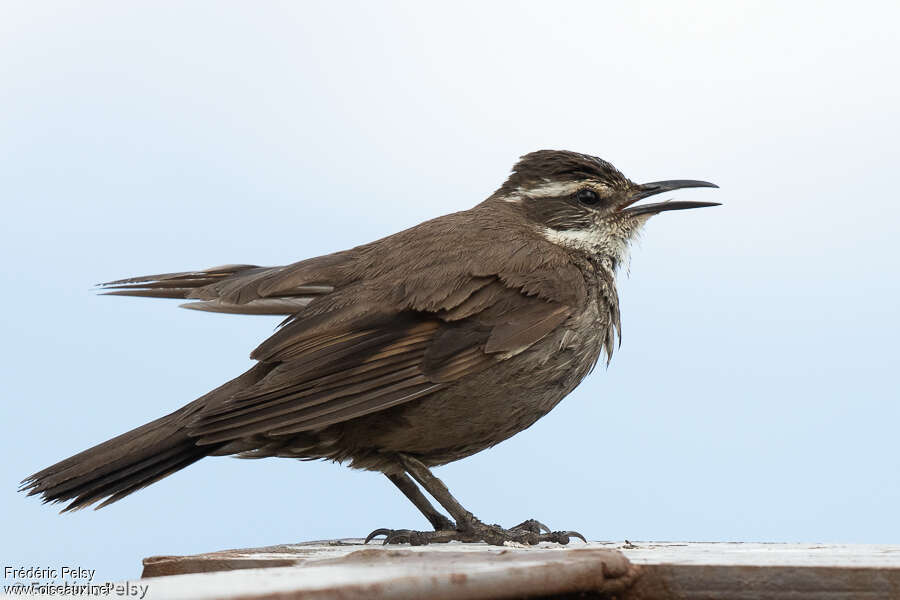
[21,364,273,512]
[20,405,219,512]
[98,263,335,315]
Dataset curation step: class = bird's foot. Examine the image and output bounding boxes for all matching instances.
[475,518,586,545]
[364,527,460,545]
[364,518,586,546]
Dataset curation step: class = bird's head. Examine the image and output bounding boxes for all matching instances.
[491,150,719,270]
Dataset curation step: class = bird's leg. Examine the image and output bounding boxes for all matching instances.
[386,472,455,531]
[364,471,456,545]
[399,454,476,528]
[365,454,586,546]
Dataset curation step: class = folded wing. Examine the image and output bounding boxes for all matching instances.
[187,279,572,445]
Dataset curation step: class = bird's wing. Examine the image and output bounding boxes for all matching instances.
[187,277,573,444]
[98,252,354,315]
[103,208,588,443]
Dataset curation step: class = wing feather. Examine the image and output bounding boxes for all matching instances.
[485,303,572,355]
[97,253,352,315]
[186,279,572,446]
[103,219,585,447]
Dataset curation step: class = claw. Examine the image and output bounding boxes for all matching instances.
[541,530,587,545]
[568,530,588,543]
[511,518,550,534]
[364,528,392,544]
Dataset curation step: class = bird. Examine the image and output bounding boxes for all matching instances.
[21,149,719,546]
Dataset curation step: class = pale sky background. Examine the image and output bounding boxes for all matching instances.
[1,0,898,583]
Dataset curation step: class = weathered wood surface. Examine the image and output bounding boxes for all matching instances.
[137,540,900,600]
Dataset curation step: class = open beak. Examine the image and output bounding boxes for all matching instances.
[621,179,720,216]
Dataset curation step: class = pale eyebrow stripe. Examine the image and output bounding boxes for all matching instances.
[516,181,583,198]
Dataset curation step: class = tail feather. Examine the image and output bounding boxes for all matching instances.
[98,264,264,300]
[21,363,275,512]
[81,444,213,511]
[97,264,332,315]
[38,439,200,507]
[20,411,220,512]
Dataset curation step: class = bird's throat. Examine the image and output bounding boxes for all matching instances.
[540,217,647,274]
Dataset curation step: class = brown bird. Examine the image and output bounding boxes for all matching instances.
[21,150,719,545]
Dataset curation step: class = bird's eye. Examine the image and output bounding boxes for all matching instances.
[576,188,600,205]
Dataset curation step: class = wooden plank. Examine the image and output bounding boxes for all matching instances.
[620,542,900,599]
[137,540,900,600]
[141,543,636,599]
